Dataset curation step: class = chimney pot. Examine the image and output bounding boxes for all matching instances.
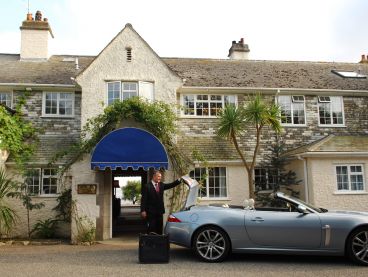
[35,10,42,21]
[26,13,33,21]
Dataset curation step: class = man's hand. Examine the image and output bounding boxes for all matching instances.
[141,211,147,219]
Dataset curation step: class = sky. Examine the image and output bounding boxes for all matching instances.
[0,0,367,63]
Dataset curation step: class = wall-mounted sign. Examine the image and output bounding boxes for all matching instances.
[77,184,97,194]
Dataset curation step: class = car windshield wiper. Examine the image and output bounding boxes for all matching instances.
[319,207,328,213]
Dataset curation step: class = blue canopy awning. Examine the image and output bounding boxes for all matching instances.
[91,128,168,170]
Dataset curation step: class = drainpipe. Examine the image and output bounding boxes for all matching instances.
[297,155,309,203]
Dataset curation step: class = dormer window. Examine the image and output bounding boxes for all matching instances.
[331,70,366,79]
[126,47,132,62]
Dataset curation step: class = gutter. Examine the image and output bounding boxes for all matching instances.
[297,155,309,203]
[295,152,368,158]
[178,86,368,96]
[0,83,79,92]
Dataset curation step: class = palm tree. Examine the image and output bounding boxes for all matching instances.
[0,168,18,236]
[217,94,282,198]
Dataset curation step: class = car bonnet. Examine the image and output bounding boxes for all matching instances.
[181,175,199,210]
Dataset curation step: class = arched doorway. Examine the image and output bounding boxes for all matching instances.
[91,127,169,239]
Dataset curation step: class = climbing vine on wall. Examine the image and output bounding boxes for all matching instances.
[0,94,38,172]
[52,97,193,177]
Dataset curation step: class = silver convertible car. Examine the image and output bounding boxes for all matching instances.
[164,176,368,265]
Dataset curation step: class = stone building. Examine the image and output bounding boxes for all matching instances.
[1,12,367,240]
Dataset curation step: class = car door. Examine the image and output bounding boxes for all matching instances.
[245,210,322,249]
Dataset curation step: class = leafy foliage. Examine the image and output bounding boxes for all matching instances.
[51,97,192,175]
[8,179,45,239]
[122,180,141,204]
[71,201,96,244]
[0,168,19,236]
[53,188,72,222]
[31,218,58,239]
[256,141,301,206]
[0,95,38,171]
[217,94,282,198]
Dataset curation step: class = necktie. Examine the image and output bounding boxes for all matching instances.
[155,183,159,193]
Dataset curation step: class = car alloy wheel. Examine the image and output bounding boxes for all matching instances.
[194,226,230,262]
[347,227,368,265]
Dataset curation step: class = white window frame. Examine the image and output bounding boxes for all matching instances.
[42,92,75,117]
[318,96,345,127]
[26,168,59,196]
[335,164,365,193]
[181,94,238,118]
[106,81,154,105]
[0,91,12,108]
[189,167,228,199]
[278,95,306,126]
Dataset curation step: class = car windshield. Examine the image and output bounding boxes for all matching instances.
[280,193,324,213]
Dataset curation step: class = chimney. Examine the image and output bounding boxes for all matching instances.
[359,54,368,64]
[228,38,250,60]
[20,10,54,61]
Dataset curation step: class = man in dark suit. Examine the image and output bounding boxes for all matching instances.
[140,170,181,234]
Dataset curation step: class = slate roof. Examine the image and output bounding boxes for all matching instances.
[285,135,368,156]
[1,53,368,91]
[177,136,240,161]
[0,54,93,85]
[163,58,368,90]
[6,135,79,165]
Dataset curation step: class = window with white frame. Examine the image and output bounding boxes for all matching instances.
[26,168,59,195]
[318,96,344,126]
[0,92,12,107]
[107,81,153,105]
[43,92,74,116]
[182,94,236,116]
[278,95,306,125]
[189,167,227,198]
[254,168,277,191]
[336,165,365,192]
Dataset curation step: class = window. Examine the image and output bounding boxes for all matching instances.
[107,81,153,105]
[182,94,237,116]
[336,165,365,192]
[43,92,74,116]
[122,82,138,100]
[278,95,305,125]
[107,82,121,106]
[331,70,366,79]
[0,92,12,107]
[26,168,59,195]
[189,167,227,198]
[318,96,344,126]
[254,168,277,191]
[25,169,41,195]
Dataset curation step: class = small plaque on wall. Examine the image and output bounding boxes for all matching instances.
[77,184,97,194]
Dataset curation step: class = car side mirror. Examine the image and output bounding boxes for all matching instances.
[297,204,309,214]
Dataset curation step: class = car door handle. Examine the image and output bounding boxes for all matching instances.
[251,217,264,222]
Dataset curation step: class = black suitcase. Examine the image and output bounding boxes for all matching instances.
[139,233,170,263]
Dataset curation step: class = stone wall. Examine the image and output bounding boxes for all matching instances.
[178,94,368,164]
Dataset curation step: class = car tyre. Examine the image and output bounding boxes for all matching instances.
[193,226,230,262]
[346,226,368,266]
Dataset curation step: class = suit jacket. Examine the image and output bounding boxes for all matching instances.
[140,179,181,215]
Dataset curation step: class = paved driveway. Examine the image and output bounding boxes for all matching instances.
[0,243,366,277]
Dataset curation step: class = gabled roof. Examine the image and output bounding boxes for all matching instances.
[285,134,368,156]
[1,52,368,91]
